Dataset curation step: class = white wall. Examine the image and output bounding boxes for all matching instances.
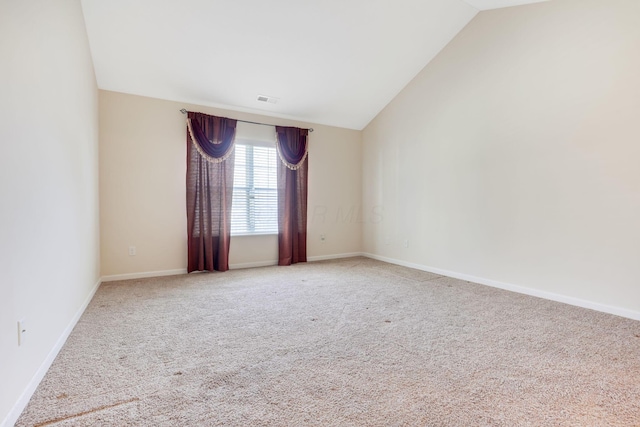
[99,90,362,278]
[362,0,640,316]
[0,1,101,425]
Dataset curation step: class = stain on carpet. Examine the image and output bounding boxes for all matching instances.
[33,397,140,427]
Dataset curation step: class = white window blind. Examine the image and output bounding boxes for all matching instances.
[231,142,278,235]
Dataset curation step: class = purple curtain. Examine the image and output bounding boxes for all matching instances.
[276,126,309,266]
[186,112,236,272]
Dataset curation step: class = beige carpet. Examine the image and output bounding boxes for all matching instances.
[16,257,640,426]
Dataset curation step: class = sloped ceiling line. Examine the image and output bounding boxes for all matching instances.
[81,0,550,130]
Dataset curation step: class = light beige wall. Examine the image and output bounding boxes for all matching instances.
[99,90,362,277]
[362,0,640,315]
[0,0,100,424]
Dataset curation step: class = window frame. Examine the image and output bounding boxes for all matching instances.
[230,138,279,237]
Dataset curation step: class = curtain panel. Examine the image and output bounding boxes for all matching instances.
[276,126,309,266]
[186,112,237,272]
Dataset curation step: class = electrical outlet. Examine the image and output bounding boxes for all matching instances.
[18,319,26,346]
[320,234,326,243]
[129,246,136,256]
[403,239,409,248]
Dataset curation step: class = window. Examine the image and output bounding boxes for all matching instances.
[231,140,278,235]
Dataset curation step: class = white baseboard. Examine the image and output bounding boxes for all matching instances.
[1,277,102,427]
[363,252,640,322]
[308,252,364,262]
[100,253,366,279]
[230,260,278,270]
[230,252,365,269]
[101,269,187,282]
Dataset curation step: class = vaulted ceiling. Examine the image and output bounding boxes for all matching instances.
[81,0,549,130]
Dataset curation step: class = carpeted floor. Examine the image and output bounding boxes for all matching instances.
[16,257,640,426]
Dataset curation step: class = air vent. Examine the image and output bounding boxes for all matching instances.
[257,95,279,104]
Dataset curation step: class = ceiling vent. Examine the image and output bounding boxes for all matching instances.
[257,95,279,104]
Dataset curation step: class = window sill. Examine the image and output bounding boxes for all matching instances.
[231,232,278,237]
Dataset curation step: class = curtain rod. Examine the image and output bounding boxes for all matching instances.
[180,109,313,132]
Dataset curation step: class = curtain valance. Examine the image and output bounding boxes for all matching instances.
[276,126,309,170]
[187,112,237,163]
